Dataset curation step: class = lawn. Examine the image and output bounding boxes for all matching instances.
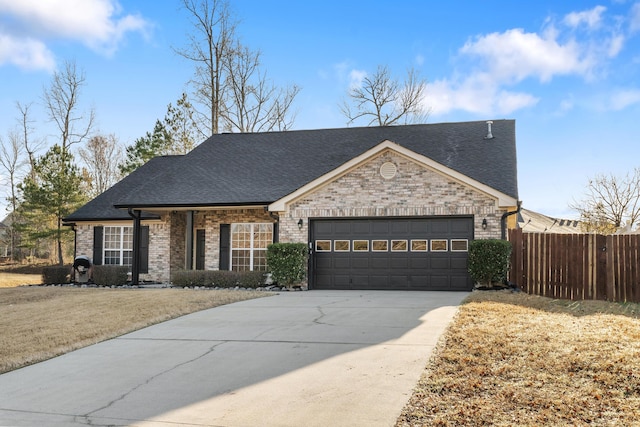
[396,291,640,426]
[0,272,41,288]
[0,286,269,374]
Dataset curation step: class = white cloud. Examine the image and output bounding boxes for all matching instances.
[348,69,367,90]
[0,0,149,70]
[460,28,594,84]
[563,5,607,30]
[608,89,640,110]
[0,34,55,71]
[630,2,640,33]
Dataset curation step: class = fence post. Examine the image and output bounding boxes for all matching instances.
[605,234,615,301]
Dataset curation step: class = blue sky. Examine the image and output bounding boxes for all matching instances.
[1,0,640,219]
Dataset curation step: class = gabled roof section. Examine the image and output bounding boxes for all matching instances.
[270,139,518,211]
[63,156,180,222]
[67,120,518,220]
[117,120,517,207]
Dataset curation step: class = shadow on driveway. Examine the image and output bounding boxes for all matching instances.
[0,290,467,427]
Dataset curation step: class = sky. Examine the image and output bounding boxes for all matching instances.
[1,0,640,220]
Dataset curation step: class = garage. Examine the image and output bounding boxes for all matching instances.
[310,217,474,291]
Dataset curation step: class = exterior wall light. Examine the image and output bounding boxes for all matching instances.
[298,219,304,230]
[482,218,488,230]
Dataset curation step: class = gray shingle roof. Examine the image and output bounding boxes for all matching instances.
[65,120,518,221]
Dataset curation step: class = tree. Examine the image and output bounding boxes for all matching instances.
[79,134,123,197]
[42,59,95,154]
[15,101,43,181]
[176,0,300,135]
[340,65,429,126]
[222,42,300,132]
[570,169,640,234]
[119,94,201,175]
[0,132,26,260]
[19,145,87,265]
[175,0,236,136]
[119,120,173,176]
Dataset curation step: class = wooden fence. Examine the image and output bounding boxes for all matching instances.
[508,229,640,303]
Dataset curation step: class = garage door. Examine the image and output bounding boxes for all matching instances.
[310,217,473,291]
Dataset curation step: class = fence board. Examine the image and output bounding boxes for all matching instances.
[508,229,640,303]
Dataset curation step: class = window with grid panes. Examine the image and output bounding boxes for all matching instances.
[103,226,133,266]
[230,223,273,271]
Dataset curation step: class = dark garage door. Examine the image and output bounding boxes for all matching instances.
[310,217,474,291]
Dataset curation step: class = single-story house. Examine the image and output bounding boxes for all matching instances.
[63,120,519,291]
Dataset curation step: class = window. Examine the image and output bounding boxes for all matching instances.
[315,240,331,252]
[430,239,448,252]
[372,240,388,251]
[411,240,428,252]
[391,240,408,251]
[103,226,133,266]
[334,240,350,252]
[353,240,369,251]
[451,239,469,252]
[231,223,273,271]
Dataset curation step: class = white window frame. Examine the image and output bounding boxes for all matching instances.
[230,223,273,271]
[103,226,133,266]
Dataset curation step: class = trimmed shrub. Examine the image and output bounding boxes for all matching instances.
[93,265,129,287]
[266,243,307,286]
[42,266,71,284]
[468,239,512,287]
[171,270,266,289]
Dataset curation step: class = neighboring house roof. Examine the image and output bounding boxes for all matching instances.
[65,120,518,222]
[518,208,582,233]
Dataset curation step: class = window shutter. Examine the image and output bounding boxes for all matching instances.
[219,224,230,270]
[93,226,103,265]
[196,229,206,270]
[273,222,279,243]
[140,226,149,274]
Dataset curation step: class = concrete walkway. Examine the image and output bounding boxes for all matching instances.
[0,290,467,427]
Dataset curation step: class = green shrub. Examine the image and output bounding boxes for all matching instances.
[93,265,129,287]
[468,239,512,287]
[266,243,308,286]
[42,266,71,284]
[171,270,266,289]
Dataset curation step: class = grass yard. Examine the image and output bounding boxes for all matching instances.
[397,291,640,426]
[0,286,269,374]
[0,272,41,288]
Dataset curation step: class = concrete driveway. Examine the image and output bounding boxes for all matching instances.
[0,290,467,427]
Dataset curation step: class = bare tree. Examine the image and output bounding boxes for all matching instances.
[79,134,124,197]
[42,59,95,154]
[175,0,236,136]
[341,65,429,126]
[570,169,640,234]
[16,101,43,180]
[222,43,300,132]
[0,132,26,260]
[176,0,300,135]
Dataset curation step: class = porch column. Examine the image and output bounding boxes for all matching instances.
[185,210,194,269]
[128,209,142,285]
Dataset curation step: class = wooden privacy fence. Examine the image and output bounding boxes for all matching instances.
[508,229,640,303]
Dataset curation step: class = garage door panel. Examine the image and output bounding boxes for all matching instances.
[312,217,473,291]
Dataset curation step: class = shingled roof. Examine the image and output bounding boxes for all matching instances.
[65,120,518,222]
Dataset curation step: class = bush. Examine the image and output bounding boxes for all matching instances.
[266,243,308,287]
[468,239,512,287]
[171,270,266,289]
[93,265,129,287]
[42,266,71,284]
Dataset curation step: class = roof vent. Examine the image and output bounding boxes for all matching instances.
[484,121,494,139]
[380,162,397,179]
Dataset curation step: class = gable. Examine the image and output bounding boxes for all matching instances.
[270,140,517,212]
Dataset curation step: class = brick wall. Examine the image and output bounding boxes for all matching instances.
[281,150,506,241]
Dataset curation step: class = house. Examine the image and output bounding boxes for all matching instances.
[63,120,519,291]
[517,208,582,234]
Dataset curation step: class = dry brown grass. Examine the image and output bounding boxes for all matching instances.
[0,287,269,374]
[397,291,640,427]
[0,272,41,288]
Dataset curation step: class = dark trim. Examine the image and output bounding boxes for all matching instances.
[92,226,103,266]
[113,202,271,209]
[196,229,205,270]
[186,210,194,269]
[128,209,142,285]
[219,224,231,270]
